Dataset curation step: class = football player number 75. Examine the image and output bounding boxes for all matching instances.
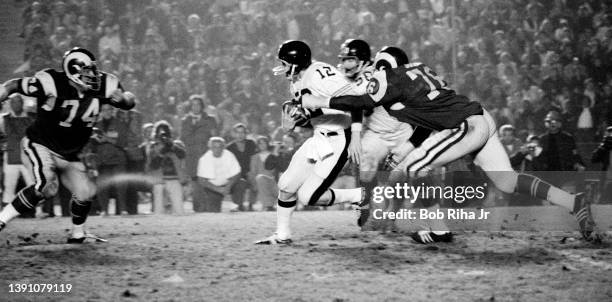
[405,67,447,100]
[59,98,99,127]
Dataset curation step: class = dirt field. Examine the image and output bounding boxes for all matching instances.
[1,206,611,302]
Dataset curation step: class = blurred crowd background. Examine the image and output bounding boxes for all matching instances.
[2,0,612,216]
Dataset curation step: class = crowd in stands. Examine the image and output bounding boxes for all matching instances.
[3,0,612,215]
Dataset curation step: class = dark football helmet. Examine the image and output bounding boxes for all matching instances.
[62,47,101,91]
[338,39,372,78]
[273,40,312,79]
[374,46,409,71]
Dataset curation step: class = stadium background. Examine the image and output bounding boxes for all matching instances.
[1,0,610,149]
[0,1,611,301]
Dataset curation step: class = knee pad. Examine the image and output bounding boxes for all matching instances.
[72,181,97,201]
[278,190,296,202]
[11,186,44,213]
[277,174,294,194]
[40,178,59,199]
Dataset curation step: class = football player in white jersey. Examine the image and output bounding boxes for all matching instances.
[255,40,365,245]
[338,39,420,230]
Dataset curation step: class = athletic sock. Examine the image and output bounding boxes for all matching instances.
[515,173,574,210]
[72,223,85,238]
[0,186,44,223]
[0,204,20,224]
[70,196,92,225]
[276,199,297,240]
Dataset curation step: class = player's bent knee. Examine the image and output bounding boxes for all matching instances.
[40,180,59,199]
[73,182,97,201]
[297,187,315,206]
[489,172,518,194]
[277,174,294,193]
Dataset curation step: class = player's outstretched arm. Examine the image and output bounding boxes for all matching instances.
[108,89,136,110]
[0,79,22,103]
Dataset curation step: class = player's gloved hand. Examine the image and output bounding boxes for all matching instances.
[281,99,309,131]
[383,153,399,171]
[87,169,98,178]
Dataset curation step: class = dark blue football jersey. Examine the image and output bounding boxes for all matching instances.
[16,69,122,160]
[365,63,483,131]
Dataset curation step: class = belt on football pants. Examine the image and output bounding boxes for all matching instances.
[319,131,339,137]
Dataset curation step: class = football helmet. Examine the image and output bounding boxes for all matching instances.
[338,39,372,78]
[373,46,409,71]
[273,40,312,79]
[62,47,101,91]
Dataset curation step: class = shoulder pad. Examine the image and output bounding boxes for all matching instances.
[33,69,57,97]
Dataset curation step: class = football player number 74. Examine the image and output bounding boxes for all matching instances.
[59,98,100,127]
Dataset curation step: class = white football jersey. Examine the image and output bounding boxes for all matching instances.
[291,61,354,132]
[350,64,411,134]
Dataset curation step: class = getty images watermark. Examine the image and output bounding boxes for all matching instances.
[371,183,491,220]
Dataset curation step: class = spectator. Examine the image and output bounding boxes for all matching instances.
[249,136,277,211]
[510,135,546,172]
[197,137,242,212]
[95,104,128,215]
[265,133,299,178]
[98,25,122,57]
[226,123,257,211]
[182,95,218,212]
[539,110,585,189]
[591,126,612,202]
[0,95,35,209]
[117,109,144,215]
[147,120,187,215]
[499,124,522,158]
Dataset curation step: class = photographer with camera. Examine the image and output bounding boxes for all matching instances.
[592,126,612,202]
[147,120,187,215]
[510,135,546,172]
[95,104,128,215]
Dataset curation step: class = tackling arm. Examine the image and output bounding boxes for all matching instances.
[0,79,27,102]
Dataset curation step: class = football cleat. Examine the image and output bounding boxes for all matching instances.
[254,233,292,245]
[572,193,602,243]
[411,230,453,244]
[67,232,107,244]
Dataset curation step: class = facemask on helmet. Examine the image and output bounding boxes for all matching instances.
[338,39,371,78]
[62,47,101,91]
[273,40,312,80]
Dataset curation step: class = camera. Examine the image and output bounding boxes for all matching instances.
[527,143,536,152]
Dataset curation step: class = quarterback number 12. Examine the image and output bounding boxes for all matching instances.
[315,66,336,79]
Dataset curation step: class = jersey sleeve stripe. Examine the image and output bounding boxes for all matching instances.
[19,78,29,93]
[34,71,57,97]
